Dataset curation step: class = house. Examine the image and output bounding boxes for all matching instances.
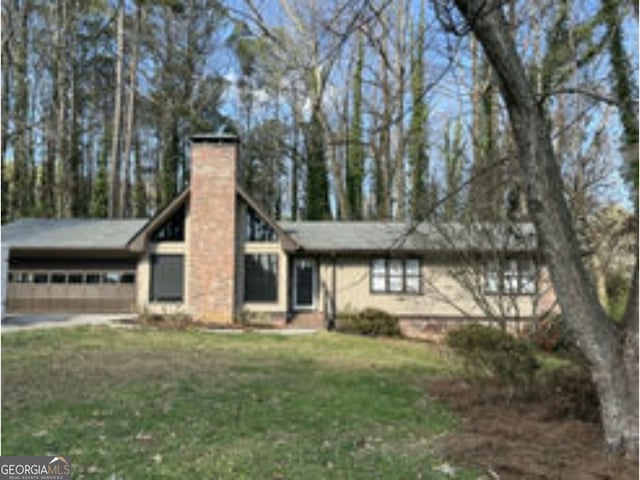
[1,134,557,336]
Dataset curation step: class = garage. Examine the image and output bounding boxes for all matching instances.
[7,257,138,313]
[2,219,146,314]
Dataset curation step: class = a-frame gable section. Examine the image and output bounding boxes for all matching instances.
[127,188,190,251]
[236,185,298,251]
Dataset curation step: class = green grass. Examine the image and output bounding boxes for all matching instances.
[1,327,476,479]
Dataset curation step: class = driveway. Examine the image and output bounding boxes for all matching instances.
[1,313,133,333]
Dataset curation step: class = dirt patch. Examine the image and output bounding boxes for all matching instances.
[428,378,638,480]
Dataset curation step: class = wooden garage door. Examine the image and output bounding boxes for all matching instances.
[6,270,136,313]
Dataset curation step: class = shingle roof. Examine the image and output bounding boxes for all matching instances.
[1,217,538,254]
[278,221,538,253]
[1,218,148,249]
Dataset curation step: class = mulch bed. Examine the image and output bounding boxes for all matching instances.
[117,315,280,331]
[427,378,638,480]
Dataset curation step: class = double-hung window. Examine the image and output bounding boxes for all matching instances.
[485,258,537,295]
[370,258,421,294]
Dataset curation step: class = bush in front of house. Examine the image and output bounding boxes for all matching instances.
[336,308,401,337]
[446,323,540,392]
[138,312,193,330]
[526,314,575,353]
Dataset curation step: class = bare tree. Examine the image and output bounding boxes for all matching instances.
[108,0,124,218]
[441,0,638,458]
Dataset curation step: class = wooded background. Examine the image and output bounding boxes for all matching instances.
[1,0,636,225]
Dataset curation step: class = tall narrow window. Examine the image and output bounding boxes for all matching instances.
[405,259,421,293]
[150,255,184,301]
[485,261,499,294]
[244,254,278,302]
[503,259,519,294]
[245,206,277,242]
[388,259,404,293]
[152,204,186,242]
[519,259,537,294]
[371,259,387,292]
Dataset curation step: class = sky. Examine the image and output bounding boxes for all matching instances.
[216,0,636,210]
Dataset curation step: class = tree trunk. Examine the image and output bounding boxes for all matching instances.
[291,88,300,220]
[392,0,406,220]
[13,0,32,218]
[120,2,141,218]
[1,4,11,222]
[108,0,124,218]
[452,0,638,459]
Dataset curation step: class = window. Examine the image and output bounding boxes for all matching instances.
[102,272,120,284]
[150,255,184,302]
[244,254,278,302]
[370,258,421,294]
[68,273,83,284]
[405,259,421,293]
[371,259,387,292]
[121,272,135,284]
[16,272,31,283]
[33,273,48,284]
[485,258,537,295]
[86,273,101,284]
[503,260,519,294]
[51,273,67,284]
[152,204,185,242]
[519,259,537,294]
[388,259,404,293]
[485,262,500,294]
[245,206,277,242]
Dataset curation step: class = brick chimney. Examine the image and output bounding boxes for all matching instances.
[187,133,239,323]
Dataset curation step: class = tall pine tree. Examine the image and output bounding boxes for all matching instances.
[409,8,430,221]
[304,108,331,220]
[346,35,365,220]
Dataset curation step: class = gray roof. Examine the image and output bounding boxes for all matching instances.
[1,216,538,253]
[279,221,538,253]
[1,218,148,249]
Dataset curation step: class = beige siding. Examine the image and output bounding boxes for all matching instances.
[317,255,551,319]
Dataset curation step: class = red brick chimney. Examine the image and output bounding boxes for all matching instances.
[187,133,239,323]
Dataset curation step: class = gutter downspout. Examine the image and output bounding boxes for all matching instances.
[329,253,337,330]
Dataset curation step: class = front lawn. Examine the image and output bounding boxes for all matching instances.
[1,327,475,479]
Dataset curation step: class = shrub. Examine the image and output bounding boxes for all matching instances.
[527,314,573,353]
[139,312,193,330]
[335,308,401,337]
[446,323,540,391]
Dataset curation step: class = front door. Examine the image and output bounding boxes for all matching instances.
[293,258,316,310]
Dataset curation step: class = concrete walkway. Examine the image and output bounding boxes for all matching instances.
[1,313,133,333]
